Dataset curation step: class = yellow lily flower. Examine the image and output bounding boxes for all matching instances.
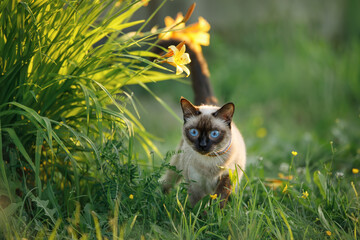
[159,13,185,40]
[164,43,191,76]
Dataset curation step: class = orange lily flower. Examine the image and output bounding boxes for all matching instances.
[159,13,210,52]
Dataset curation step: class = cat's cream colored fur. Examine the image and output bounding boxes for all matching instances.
[161,98,246,207]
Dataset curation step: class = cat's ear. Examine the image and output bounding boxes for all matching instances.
[213,103,234,125]
[180,97,199,122]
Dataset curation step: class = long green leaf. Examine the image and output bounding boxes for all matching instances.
[35,130,43,197]
[313,170,327,199]
[3,128,36,171]
[0,120,12,201]
[278,208,294,240]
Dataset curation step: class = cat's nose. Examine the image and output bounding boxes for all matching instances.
[199,137,207,148]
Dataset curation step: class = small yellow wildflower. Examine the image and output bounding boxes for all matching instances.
[163,43,191,76]
[129,194,134,200]
[256,127,267,138]
[282,184,288,193]
[210,194,217,200]
[352,168,359,174]
[326,230,331,236]
[301,191,309,199]
[291,151,298,156]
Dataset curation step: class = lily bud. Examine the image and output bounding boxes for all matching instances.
[182,3,196,23]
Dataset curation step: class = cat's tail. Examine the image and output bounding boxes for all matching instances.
[152,39,218,106]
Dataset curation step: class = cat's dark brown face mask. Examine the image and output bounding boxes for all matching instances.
[184,116,226,154]
[180,97,234,155]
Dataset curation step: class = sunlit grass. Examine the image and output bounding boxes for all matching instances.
[4,144,358,239]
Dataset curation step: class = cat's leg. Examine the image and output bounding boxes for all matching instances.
[160,169,182,193]
[188,183,206,207]
[160,140,185,193]
[214,174,232,208]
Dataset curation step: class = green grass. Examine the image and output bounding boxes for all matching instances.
[1,0,360,239]
[4,141,360,239]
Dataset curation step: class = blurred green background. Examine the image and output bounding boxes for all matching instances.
[130,0,360,174]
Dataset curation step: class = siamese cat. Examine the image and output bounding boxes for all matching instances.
[156,40,246,208]
[160,97,246,207]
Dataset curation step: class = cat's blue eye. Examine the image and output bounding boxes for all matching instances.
[210,130,220,138]
[189,128,199,137]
